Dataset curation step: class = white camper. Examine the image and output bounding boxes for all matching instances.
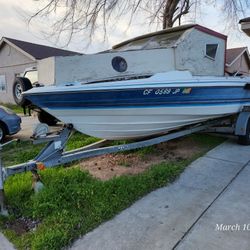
[38,24,227,85]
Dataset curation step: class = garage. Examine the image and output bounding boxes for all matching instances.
[0,37,81,103]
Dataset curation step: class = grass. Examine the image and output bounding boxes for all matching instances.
[0,133,225,250]
[0,103,24,114]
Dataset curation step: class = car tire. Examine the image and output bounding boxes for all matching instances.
[13,77,33,106]
[238,119,250,145]
[0,123,6,143]
[38,110,58,126]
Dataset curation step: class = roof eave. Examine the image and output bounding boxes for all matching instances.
[112,24,196,49]
[112,24,227,50]
[227,48,249,67]
[1,37,36,61]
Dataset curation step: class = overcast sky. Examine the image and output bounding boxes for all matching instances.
[1,0,250,54]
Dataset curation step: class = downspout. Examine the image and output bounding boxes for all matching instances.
[224,37,227,76]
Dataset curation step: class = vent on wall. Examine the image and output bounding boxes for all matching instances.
[111,57,127,72]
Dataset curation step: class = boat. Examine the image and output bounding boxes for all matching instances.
[23,71,250,140]
[22,24,250,140]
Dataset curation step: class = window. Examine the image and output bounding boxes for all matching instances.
[205,44,218,60]
[0,75,6,91]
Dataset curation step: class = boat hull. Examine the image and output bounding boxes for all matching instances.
[24,74,250,140]
[42,104,240,139]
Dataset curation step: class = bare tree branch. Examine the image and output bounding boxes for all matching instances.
[27,0,250,46]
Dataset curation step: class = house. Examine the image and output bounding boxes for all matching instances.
[0,37,82,103]
[38,24,227,86]
[225,47,250,76]
[239,17,250,36]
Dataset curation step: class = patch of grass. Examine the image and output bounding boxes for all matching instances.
[2,140,44,166]
[136,145,156,158]
[66,132,99,151]
[2,161,186,250]
[190,133,225,149]
[0,133,224,250]
[0,103,24,114]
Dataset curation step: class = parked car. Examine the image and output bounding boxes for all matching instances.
[0,106,21,142]
[12,67,59,126]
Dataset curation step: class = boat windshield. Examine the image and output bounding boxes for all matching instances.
[114,30,184,51]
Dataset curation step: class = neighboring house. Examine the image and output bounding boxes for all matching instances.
[225,47,250,76]
[0,37,82,103]
[239,17,250,37]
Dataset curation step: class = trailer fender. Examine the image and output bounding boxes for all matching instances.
[235,112,250,136]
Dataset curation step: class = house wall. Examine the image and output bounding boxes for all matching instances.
[175,29,226,76]
[0,43,36,103]
[38,48,175,85]
[226,54,250,76]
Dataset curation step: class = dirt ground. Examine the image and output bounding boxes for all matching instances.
[79,136,207,180]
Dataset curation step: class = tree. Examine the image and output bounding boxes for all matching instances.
[28,0,250,45]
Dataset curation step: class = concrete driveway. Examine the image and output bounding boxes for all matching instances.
[12,114,61,140]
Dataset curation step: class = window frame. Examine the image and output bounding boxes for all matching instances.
[205,43,219,60]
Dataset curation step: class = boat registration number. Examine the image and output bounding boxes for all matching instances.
[143,88,192,96]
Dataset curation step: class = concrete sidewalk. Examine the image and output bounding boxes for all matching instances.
[0,233,16,250]
[70,140,250,250]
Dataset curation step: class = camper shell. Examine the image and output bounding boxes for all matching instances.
[38,24,227,86]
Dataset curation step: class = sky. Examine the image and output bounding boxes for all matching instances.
[0,0,250,54]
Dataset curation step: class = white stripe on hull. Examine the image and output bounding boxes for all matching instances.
[45,104,243,139]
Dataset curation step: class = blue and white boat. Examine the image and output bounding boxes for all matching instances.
[23,25,250,139]
[23,71,250,139]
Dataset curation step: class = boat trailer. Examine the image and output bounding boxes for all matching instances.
[1,108,250,215]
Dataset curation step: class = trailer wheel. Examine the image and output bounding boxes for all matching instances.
[38,110,58,126]
[13,77,32,106]
[238,119,250,145]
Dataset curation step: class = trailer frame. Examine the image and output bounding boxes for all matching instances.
[1,108,250,215]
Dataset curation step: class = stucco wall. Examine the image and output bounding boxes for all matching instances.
[38,48,175,85]
[0,43,36,103]
[175,29,226,76]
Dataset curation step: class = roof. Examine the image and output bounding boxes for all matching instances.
[226,47,250,67]
[113,24,227,49]
[239,17,250,23]
[0,37,82,60]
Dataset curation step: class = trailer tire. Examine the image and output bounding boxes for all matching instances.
[38,110,58,126]
[238,119,250,145]
[13,77,32,106]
